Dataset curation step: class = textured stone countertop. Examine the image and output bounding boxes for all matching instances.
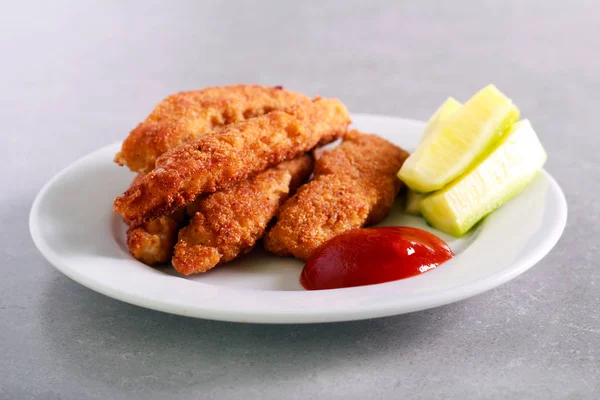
[1,1,597,399]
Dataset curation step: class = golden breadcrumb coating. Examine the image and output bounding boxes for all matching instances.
[125,175,186,265]
[113,97,350,224]
[264,130,409,261]
[126,210,185,265]
[114,85,310,174]
[172,155,314,275]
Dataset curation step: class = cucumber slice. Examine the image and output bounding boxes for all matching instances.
[398,84,520,193]
[404,97,462,215]
[420,97,462,141]
[405,191,425,215]
[404,97,463,215]
[420,120,547,237]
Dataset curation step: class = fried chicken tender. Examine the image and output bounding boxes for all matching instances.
[264,130,410,261]
[127,211,185,265]
[114,97,350,224]
[172,155,314,275]
[125,174,186,265]
[115,85,310,174]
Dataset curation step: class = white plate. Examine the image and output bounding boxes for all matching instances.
[30,114,567,323]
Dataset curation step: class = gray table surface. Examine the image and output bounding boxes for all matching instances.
[1,1,598,399]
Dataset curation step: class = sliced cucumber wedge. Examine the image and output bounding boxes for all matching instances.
[404,97,463,215]
[398,84,520,193]
[420,97,462,141]
[420,120,547,237]
[405,190,425,215]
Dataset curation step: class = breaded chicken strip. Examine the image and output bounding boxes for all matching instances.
[264,130,409,261]
[125,174,186,265]
[114,97,350,224]
[172,155,314,275]
[127,210,185,265]
[115,85,310,174]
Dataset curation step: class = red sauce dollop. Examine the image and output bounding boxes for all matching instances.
[301,227,454,290]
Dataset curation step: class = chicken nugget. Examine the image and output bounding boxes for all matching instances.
[113,97,350,224]
[124,174,186,265]
[173,155,314,275]
[264,130,409,261]
[115,85,310,174]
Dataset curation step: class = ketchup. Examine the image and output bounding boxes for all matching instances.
[301,227,453,290]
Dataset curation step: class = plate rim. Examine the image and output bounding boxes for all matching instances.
[29,114,568,324]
